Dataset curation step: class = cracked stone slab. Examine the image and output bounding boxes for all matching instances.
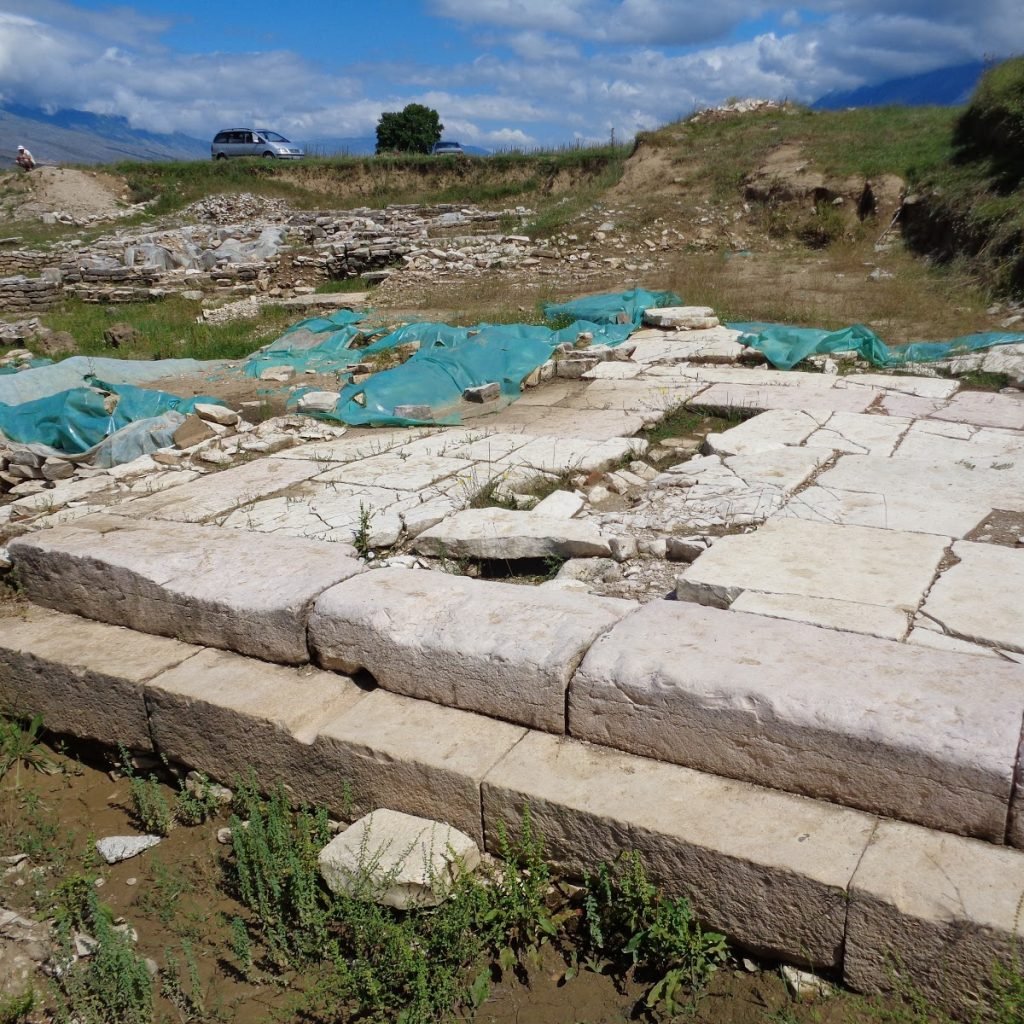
[845,821,1024,1016]
[905,626,1002,659]
[500,435,644,475]
[920,541,1024,654]
[688,382,878,415]
[482,730,876,967]
[895,421,1024,462]
[315,452,476,492]
[117,457,328,523]
[8,513,364,663]
[312,689,527,845]
[730,591,908,640]
[309,567,633,731]
[275,429,431,463]
[781,454,1023,536]
[843,373,960,399]
[569,599,1024,840]
[704,409,824,456]
[567,379,709,413]
[627,327,746,364]
[804,411,911,456]
[676,518,949,619]
[146,646,366,802]
[413,507,611,560]
[480,405,649,440]
[0,605,199,749]
[928,391,1024,431]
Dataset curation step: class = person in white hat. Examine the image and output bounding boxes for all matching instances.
[15,146,34,170]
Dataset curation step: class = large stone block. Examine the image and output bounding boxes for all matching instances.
[309,568,632,731]
[0,606,199,749]
[482,732,875,967]
[845,821,1024,1017]
[9,514,364,663]
[311,690,526,845]
[570,600,1024,840]
[146,647,366,802]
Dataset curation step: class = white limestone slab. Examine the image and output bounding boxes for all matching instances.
[531,490,585,518]
[570,600,1024,840]
[568,378,707,413]
[414,507,611,559]
[805,411,911,456]
[920,541,1024,653]
[0,606,199,749]
[482,731,876,967]
[581,361,644,380]
[895,421,1024,462]
[845,821,1024,1016]
[676,518,948,614]
[276,429,430,462]
[730,591,908,640]
[8,513,364,663]
[501,435,644,475]
[844,373,960,399]
[316,452,475,492]
[705,409,823,456]
[905,627,1000,659]
[690,382,877,414]
[118,457,326,523]
[929,391,1024,430]
[309,568,632,731]
[481,405,649,440]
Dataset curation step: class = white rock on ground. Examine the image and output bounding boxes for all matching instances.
[96,835,162,864]
[642,306,720,330]
[309,567,633,731]
[531,490,585,518]
[194,403,240,427]
[318,809,480,909]
[569,599,1024,840]
[413,507,611,560]
[297,391,341,413]
[7,513,365,663]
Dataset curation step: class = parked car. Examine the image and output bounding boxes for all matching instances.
[211,129,304,160]
[430,140,465,156]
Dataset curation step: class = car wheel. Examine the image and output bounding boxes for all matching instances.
[262,152,276,159]
[215,154,228,160]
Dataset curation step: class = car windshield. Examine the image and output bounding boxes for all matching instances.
[257,131,290,143]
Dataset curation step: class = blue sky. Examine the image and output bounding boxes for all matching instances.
[0,1,1018,147]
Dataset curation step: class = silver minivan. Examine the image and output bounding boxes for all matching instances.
[210,129,304,160]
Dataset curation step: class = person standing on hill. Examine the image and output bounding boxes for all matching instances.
[15,146,34,170]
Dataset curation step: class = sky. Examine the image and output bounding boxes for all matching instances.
[0,0,1019,148]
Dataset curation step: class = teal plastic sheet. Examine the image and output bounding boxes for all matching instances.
[243,309,367,378]
[732,322,1024,371]
[544,288,681,327]
[0,379,225,454]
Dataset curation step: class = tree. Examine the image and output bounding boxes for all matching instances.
[375,103,444,154]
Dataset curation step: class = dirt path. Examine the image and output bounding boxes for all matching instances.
[0,165,130,221]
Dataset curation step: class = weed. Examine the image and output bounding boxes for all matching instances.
[574,850,728,1014]
[136,858,187,926]
[0,714,59,784]
[126,769,174,837]
[175,772,223,827]
[315,277,371,294]
[161,939,208,1022]
[352,502,375,558]
[229,916,255,981]
[796,201,847,249]
[0,991,34,1024]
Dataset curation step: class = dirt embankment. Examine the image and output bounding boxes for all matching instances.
[0,165,132,222]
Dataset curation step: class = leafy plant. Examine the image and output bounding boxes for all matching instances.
[161,939,207,1022]
[352,502,375,559]
[175,772,223,827]
[0,990,35,1024]
[375,103,443,155]
[0,714,59,784]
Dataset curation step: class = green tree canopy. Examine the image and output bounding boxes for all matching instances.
[375,103,444,155]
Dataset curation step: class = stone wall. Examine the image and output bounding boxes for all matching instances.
[0,275,61,313]
[0,250,54,276]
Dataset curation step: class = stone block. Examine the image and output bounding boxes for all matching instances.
[0,606,199,749]
[413,507,611,560]
[312,690,525,845]
[318,810,480,909]
[845,821,1024,1017]
[482,732,875,967]
[570,600,1024,840]
[310,568,632,731]
[146,647,366,801]
[9,514,364,663]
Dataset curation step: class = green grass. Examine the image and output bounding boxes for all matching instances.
[314,276,373,294]
[40,296,296,362]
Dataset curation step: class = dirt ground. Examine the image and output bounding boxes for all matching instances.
[0,166,132,221]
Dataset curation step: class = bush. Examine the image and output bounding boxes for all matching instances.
[954,57,1024,185]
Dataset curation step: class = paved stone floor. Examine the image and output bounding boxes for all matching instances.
[2,319,1024,1013]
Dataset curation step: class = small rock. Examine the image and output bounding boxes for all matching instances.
[462,382,501,403]
[216,827,233,845]
[666,536,708,563]
[194,403,239,427]
[259,365,294,382]
[609,535,639,562]
[781,965,835,1000]
[297,390,341,413]
[95,835,162,864]
[394,405,434,421]
[102,322,141,348]
[172,415,218,449]
[867,267,894,282]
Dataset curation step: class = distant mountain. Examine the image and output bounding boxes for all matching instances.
[0,104,208,165]
[813,61,989,110]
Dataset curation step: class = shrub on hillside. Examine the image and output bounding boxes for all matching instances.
[953,57,1024,185]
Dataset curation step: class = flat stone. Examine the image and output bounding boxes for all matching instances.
[482,731,876,967]
[642,306,720,330]
[146,647,366,803]
[316,452,474,492]
[570,600,1024,839]
[705,410,823,456]
[463,382,501,403]
[194,403,239,427]
[531,490,584,518]
[318,810,480,909]
[805,411,911,456]
[730,591,908,640]
[310,568,632,731]
[570,379,707,413]
[0,606,198,749]
[677,519,948,620]
[119,457,329,523]
[845,821,1024,1016]
[905,626,1001,659]
[929,391,1024,430]
[96,835,162,864]
[173,414,217,448]
[689,382,876,415]
[844,373,959,399]
[312,690,526,845]
[895,421,1024,462]
[414,507,611,560]
[921,541,1024,653]
[9,514,364,663]
[483,406,648,441]
[500,434,644,474]
[297,391,341,413]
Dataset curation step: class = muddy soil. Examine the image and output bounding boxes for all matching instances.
[0,739,920,1024]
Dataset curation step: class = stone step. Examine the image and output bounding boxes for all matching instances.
[570,600,1024,843]
[7,513,365,664]
[309,567,634,731]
